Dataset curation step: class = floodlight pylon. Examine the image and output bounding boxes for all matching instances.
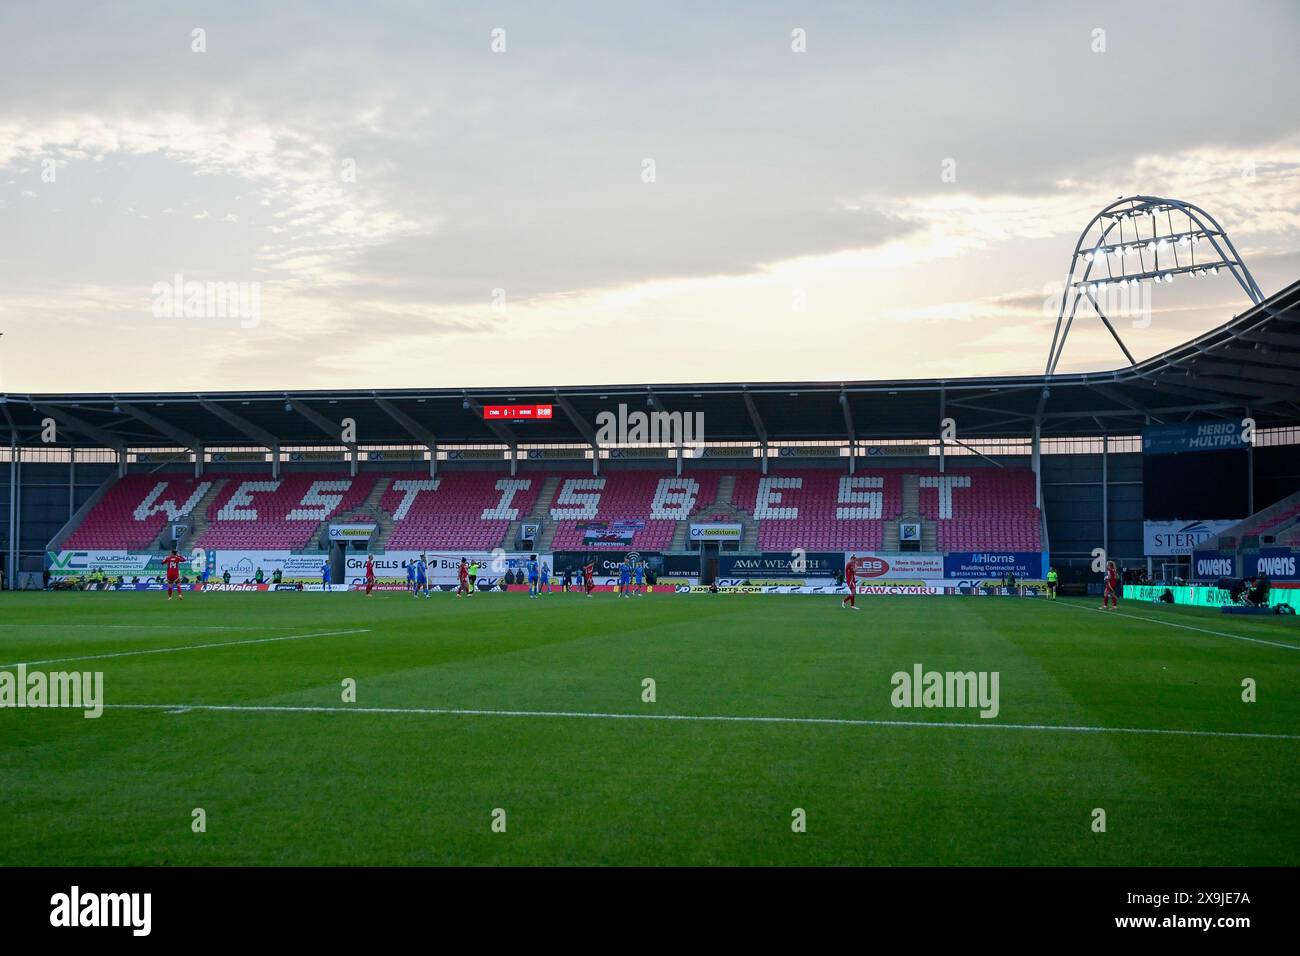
[1044,195,1262,376]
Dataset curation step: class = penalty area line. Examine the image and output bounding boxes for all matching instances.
[100,702,1300,742]
[1,628,372,669]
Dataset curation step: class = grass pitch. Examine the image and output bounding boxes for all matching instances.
[1,590,1297,866]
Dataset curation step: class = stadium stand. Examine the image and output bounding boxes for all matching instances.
[1275,520,1300,548]
[547,471,721,550]
[63,475,214,550]
[54,463,1045,556]
[1200,488,1300,551]
[918,469,1041,552]
[1233,495,1300,539]
[730,469,902,551]
[384,472,544,551]
[194,473,377,550]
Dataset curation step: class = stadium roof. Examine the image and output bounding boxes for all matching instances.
[4,279,1299,450]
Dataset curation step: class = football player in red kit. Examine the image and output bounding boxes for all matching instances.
[583,562,595,596]
[1101,560,1120,610]
[364,555,376,596]
[163,548,183,601]
[456,558,470,597]
[842,555,860,609]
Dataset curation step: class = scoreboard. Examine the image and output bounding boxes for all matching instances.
[482,404,553,422]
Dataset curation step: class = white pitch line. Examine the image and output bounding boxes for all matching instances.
[0,628,371,669]
[0,624,296,630]
[100,702,1300,742]
[1055,601,1300,651]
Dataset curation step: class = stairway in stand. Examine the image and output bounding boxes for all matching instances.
[338,476,394,551]
[901,473,919,515]
[668,473,761,551]
[882,473,926,553]
[715,474,735,508]
[159,478,228,552]
[881,518,900,552]
[523,475,564,553]
[670,473,730,550]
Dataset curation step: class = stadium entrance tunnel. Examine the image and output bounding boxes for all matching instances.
[699,541,720,585]
[329,542,347,586]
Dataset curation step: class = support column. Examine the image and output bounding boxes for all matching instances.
[7,434,16,590]
[939,389,947,475]
[838,391,856,476]
[1101,434,1109,557]
[1031,420,1042,510]
[741,389,768,479]
[13,447,21,585]
[1246,407,1255,514]
[69,447,76,520]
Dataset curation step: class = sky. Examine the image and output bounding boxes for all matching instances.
[1,0,1298,393]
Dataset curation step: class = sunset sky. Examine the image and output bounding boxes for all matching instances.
[1,1,1298,393]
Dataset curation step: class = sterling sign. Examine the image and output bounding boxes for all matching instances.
[1142,519,1237,556]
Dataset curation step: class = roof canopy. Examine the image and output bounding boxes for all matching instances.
[5,279,1298,449]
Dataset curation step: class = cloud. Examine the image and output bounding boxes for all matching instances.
[0,2,1297,390]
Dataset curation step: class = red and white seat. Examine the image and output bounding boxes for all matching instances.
[195,474,377,550]
[383,472,544,551]
[1240,502,1300,537]
[546,472,720,550]
[731,470,900,551]
[62,466,1043,555]
[64,475,214,550]
[918,470,1040,551]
